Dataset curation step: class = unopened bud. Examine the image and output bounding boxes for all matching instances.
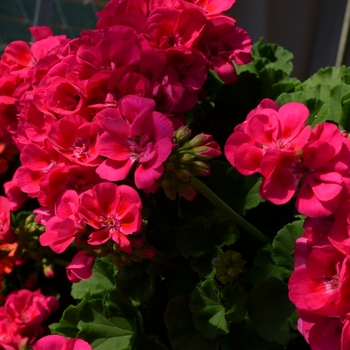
[174,169,192,182]
[174,126,192,144]
[179,153,196,164]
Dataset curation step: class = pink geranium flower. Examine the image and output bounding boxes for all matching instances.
[225,99,311,175]
[33,335,92,350]
[79,182,142,253]
[260,122,350,217]
[96,96,174,190]
[39,190,85,253]
[66,250,95,283]
[0,289,59,346]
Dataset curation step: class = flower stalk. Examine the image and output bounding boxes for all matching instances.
[189,176,271,244]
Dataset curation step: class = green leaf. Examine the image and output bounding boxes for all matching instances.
[190,249,220,279]
[220,318,272,350]
[243,176,264,212]
[221,282,248,323]
[77,299,136,350]
[71,257,116,300]
[302,66,348,87]
[190,280,229,339]
[254,40,294,74]
[250,246,291,285]
[116,261,155,307]
[248,277,296,345]
[164,296,220,350]
[49,296,89,337]
[271,220,304,271]
[238,39,295,76]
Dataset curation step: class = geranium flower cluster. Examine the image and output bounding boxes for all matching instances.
[0,289,58,349]
[0,0,240,282]
[224,98,350,349]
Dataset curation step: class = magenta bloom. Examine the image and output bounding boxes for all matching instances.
[66,250,95,283]
[260,122,350,217]
[225,99,310,175]
[0,289,59,346]
[33,335,91,350]
[96,96,174,190]
[79,182,142,253]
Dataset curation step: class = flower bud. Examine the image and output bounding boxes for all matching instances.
[213,250,246,284]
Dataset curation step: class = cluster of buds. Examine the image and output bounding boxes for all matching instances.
[161,126,221,200]
[212,250,246,284]
[13,214,46,261]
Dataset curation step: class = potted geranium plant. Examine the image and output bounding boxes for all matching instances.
[0,0,348,349]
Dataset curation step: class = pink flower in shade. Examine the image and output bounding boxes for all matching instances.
[33,76,85,117]
[48,115,104,167]
[146,7,207,50]
[195,15,252,83]
[79,182,142,253]
[33,335,92,350]
[0,196,13,243]
[1,26,67,79]
[96,96,174,190]
[4,169,28,212]
[225,99,311,176]
[328,199,350,255]
[180,0,236,17]
[66,250,95,283]
[294,217,333,270]
[39,190,85,254]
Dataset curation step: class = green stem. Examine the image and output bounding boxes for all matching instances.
[189,177,271,244]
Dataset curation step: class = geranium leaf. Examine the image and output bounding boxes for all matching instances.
[190,249,221,279]
[248,277,295,345]
[116,260,155,307]
[221,282,248,323]
[71,257,116,300]
[49,295,89,337]
[271,220,304,271]
[190,280,228,338]
[250,245,291,285]
[77,296,139,350]
[164,296,220,350]
[302,66,348,86]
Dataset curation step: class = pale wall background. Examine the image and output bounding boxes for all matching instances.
[229,0,348,80]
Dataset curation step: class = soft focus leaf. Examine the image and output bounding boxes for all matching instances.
[189,279,247,339]
[271,220,304,271]
[164,296,220,350]
[190,280,229,339]
[250,245,291,285]
[221,282,248,323]
[116,260,155,307]
[248,277,295,345]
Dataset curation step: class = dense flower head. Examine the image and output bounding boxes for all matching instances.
[0,289,58,348]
